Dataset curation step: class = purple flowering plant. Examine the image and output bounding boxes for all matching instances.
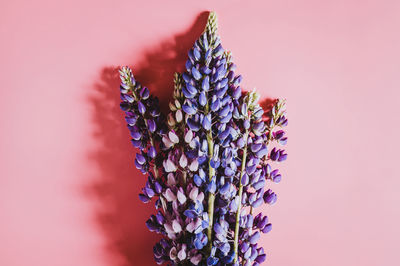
[118,12,288,266]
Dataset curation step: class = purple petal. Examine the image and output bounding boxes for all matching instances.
[202,76,210,91]
[192,67,202,80]
[138,101,146,114]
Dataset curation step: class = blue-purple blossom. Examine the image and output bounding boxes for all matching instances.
[118,11,288,265]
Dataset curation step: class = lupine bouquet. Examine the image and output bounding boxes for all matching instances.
[118,12,288,266]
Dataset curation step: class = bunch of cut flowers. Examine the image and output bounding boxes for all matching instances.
[118,12,288,266]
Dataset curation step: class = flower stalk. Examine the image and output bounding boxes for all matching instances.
[233,129,249,263]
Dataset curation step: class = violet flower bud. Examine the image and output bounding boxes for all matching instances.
[263,189,277,205]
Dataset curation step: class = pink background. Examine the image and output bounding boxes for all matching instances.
[1,0,400,265]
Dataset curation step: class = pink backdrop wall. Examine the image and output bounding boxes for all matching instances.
[1,1,399,265]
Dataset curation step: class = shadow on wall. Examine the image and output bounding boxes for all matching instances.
[85,12,209,266]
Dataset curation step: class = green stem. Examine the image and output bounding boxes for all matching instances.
[205,107,216,252]
[206,132,215,251]
[233,130,249,263]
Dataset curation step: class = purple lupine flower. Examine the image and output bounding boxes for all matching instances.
[117,11,287,266]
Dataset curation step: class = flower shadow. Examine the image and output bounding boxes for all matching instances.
[85,12,209,266]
